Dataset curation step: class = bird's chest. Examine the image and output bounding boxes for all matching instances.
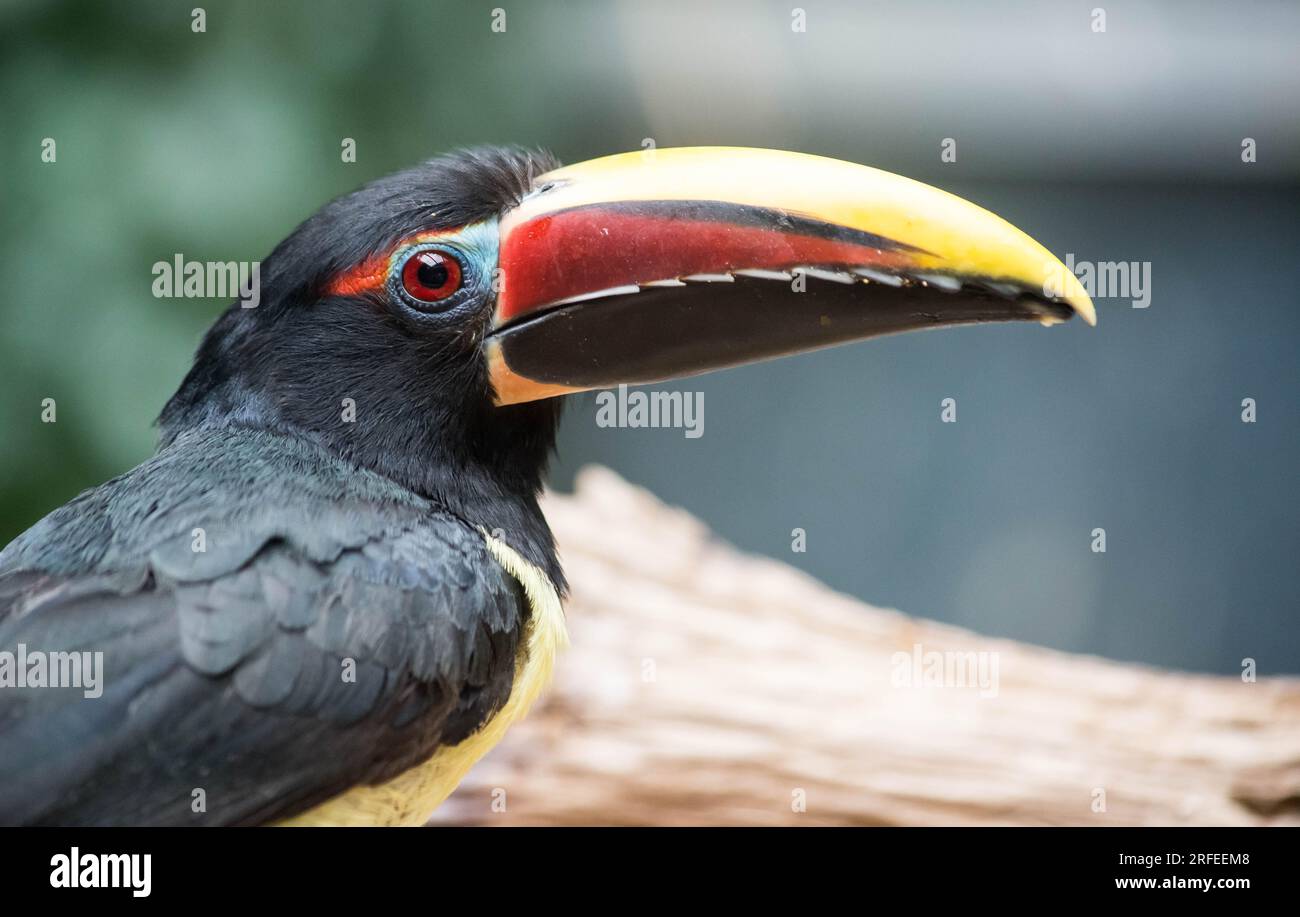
[274,535,566,827]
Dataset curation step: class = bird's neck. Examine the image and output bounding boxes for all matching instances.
[159,362,565,591]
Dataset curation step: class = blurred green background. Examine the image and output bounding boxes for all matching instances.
[2,0,1297,673]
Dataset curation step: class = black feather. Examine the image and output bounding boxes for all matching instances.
[0,428,525,826]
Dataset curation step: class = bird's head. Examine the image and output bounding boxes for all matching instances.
[161,145,1093,571]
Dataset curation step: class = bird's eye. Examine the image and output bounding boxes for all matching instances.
[400,250,463,305]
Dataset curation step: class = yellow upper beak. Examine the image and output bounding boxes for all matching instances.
[502,147,1094,325]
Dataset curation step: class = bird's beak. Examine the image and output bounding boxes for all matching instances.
[487,147,1094,406]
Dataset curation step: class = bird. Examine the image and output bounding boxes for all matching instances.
[0,145,1094,826]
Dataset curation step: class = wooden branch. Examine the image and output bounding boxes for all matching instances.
[432,467,1300,826]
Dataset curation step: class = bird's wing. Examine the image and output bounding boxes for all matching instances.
[0,430,526,826]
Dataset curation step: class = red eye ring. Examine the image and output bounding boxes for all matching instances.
[400,250,463,304]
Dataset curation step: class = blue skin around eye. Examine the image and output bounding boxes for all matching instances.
[387,217,499,316]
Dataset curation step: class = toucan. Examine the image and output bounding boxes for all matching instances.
[0,146,1094,826]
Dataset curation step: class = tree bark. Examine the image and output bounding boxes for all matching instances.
[432,467,1300,826]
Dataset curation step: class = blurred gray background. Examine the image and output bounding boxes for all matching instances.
[1,0,1296,674]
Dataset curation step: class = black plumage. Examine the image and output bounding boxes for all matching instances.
[0,147,566,825]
